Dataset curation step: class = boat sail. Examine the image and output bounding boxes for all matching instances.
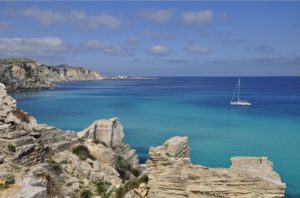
[230,78,251,106]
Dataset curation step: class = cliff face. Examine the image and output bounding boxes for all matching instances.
[0,59,103,92]
[0,82,140,197]
[146,136,286,198]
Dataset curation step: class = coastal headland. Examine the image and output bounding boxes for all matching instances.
[0,59,103,92]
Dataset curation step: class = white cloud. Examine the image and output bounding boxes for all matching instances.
[0,21,12,30]
[181,10,214,25]
[71,11,123,30]
[19,7,124,29]
[85,40,135,56]
[0,37,67,57]
[146,45,170,56]
[138,9,175,23]
[20,7,67,26]
[186,46,213,54]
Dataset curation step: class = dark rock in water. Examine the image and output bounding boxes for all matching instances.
[0,59,103,92]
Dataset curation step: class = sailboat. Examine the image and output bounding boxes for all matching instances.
[230,78,251,106]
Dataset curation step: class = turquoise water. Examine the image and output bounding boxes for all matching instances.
[11,77,300,197]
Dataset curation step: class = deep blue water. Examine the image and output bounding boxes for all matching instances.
[11,77,300,197]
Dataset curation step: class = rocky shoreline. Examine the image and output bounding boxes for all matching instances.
[0,59,103,92]
[0,82,286,197]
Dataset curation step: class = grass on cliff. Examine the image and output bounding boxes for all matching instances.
[72,145,95,161]
[0,58,35,64]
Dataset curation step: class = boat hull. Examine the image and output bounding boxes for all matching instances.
[230,101,252,106]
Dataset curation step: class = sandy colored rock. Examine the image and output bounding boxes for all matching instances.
[78,117,124,149]
[146,136,286,198]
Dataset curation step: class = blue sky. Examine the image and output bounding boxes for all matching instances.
[0,1,299,76]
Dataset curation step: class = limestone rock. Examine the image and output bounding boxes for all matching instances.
[0,59,103,92]
[146,136,286,198]
[78,117,139,167]
[85,141,117,166]
[78,117,124,149]
[0,164,49,198]
[0,83,78,167]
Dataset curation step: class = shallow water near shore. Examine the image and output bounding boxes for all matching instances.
[11,77,300,196]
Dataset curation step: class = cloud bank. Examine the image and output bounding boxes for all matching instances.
[138,9,175,23]
[181,10,214,25]
[19,7,124,30]
[146,45,170,56]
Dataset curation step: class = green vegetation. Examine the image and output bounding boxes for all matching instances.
[12,109,31,123]
[94,179,111,198]
[80,189,92,198]
[114,175,148,198]
[5,174,15,185]
[72,145,95,161]
[7,144,16,152]
[47,158,62,174]
[116,156,140,181]
[0,174,15,189]
[0,58,35,64]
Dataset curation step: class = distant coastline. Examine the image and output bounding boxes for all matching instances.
[104,75,157,80]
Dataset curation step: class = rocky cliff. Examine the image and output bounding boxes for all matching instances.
[0,82,286,198]
[0,82,142,197]
[0,59,103,92]
[146,136,286,198]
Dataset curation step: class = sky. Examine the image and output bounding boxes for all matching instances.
[0,1,300,76]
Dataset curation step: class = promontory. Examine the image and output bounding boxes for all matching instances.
[0,59,103,92]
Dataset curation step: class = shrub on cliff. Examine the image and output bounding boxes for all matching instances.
[114,175,148,198]
[8,144,16,152]
[116,156,140,181]
[47,158,62,174]
[0,174,15,189]
[80,189,92,198]
[72,145,95,161]
[94,179,111,197]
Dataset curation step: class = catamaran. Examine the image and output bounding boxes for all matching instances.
[230,78,251,106]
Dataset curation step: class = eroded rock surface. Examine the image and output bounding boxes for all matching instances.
[78,118,139,167]
[146,136,286,198]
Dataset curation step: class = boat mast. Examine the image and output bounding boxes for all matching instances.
[237,78,240,102]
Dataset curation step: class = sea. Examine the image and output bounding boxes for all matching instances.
[11,77,300,197]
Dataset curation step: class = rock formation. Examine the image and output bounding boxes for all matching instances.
[78,118,139,167]
[0,59,103,92]
[146,136,286,198]
[0,82,286,198]
[0,82,141,197]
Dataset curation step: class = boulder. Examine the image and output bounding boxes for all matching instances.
[78,117,124,149]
